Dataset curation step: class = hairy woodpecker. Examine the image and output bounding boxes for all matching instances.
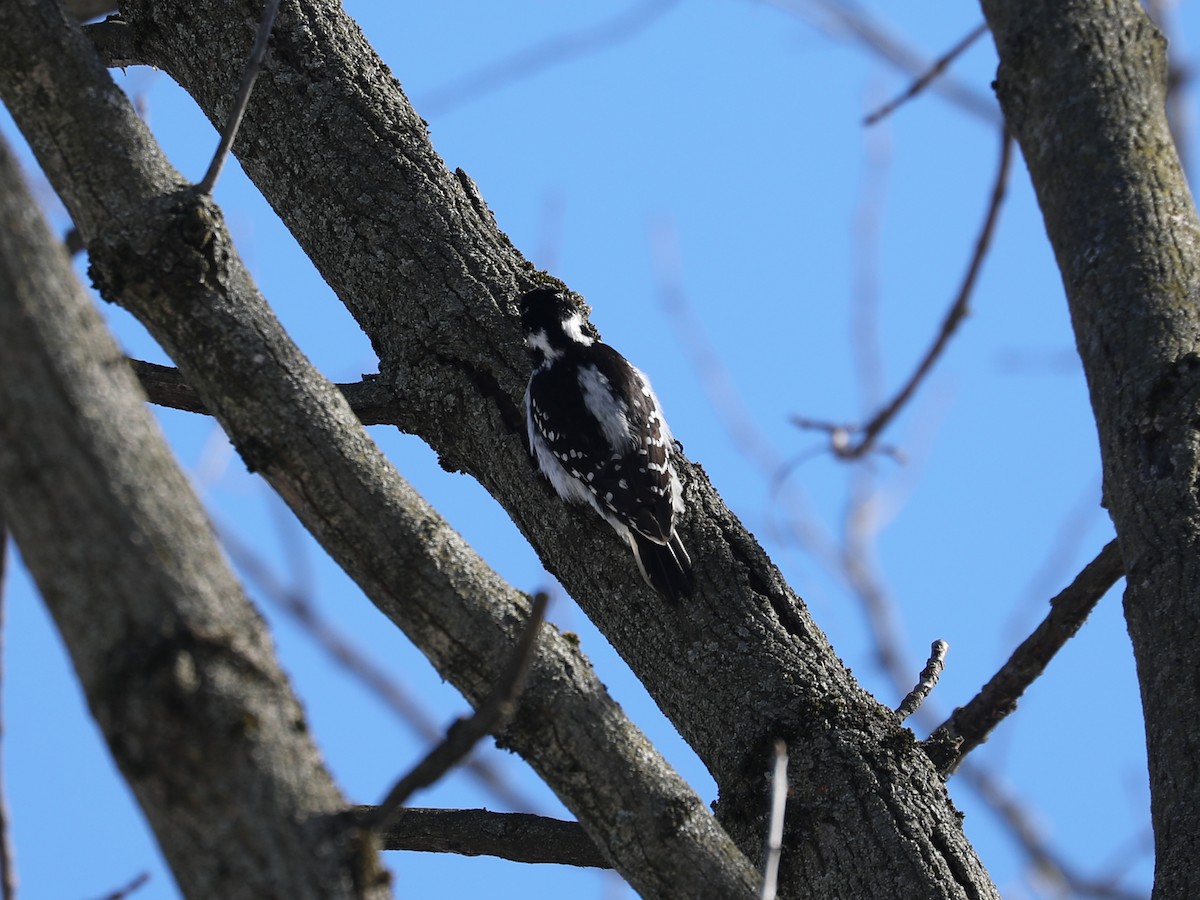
[520,287,693,601]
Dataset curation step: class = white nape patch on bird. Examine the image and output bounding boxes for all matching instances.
[577,365,633,452]
[562,312,595,346]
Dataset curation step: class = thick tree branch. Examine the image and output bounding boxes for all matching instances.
[0,134,388,899]
[75,0,1000,894]
[363,807,609,869]
[131,358,406,425]
[0,5,757,897]
[980,2,1200,894]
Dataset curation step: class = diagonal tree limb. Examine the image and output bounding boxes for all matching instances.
[0,132,389,899]
[197,0,280,194]
[131,358,406,425]
[74,1,1000,894]
[0,6,758,897]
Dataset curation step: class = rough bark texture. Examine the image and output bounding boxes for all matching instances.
[980,2,1200,896]
[0,136,389,899]
[372,808,610,869]
[76,0,997,896]
[0,2,758,897]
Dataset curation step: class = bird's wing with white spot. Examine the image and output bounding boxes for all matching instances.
[586,346,678,543]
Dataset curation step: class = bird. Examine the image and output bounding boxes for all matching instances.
[519,286,694,601]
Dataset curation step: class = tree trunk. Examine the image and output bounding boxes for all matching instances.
[981,2,1200,897]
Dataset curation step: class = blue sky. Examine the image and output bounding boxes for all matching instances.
[4,1,1190,897]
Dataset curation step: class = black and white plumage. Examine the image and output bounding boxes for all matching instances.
[520,287,693,601]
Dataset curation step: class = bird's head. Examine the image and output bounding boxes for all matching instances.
[518,287,596,363]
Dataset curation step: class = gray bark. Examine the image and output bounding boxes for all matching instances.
[0,134,390,899]
[981,2,1200,897]
[0,1,758,897]
[63,0,996,896]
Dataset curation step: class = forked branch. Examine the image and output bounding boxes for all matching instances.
[793,128,1013,460]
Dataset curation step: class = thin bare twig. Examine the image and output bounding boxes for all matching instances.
[840,468,912,697]
[793,127,1013,459]
[766,0,998,124]
[417,0,681,117]
[197,0,281,194]
[218,526,537,812]
[850,112,891,411]
[929,539,1124,773]
[0,516,12,900]
[759,740,789,900]
[92,872,150,900]
[833,120,922,691]
[895,639,949,722]
[360,806,609,868]
[369,592,550,830]
[865,23,989,126]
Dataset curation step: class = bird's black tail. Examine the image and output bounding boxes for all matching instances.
[631,531,694,602]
